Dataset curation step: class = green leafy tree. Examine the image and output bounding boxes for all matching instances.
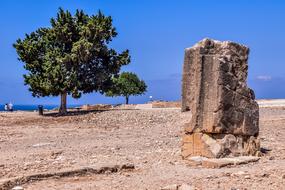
[106,72,147,104]
[13,8,130,114]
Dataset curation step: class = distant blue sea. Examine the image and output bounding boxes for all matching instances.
[0,105,76,111]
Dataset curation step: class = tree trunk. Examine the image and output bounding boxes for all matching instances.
[126,96,129,104]
[59,92,67,114]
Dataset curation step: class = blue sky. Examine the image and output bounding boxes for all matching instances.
[0,0,285,105]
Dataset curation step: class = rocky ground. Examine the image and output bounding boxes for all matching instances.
[0,107,284,189]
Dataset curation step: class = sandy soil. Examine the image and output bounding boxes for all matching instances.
[0,107,284,190]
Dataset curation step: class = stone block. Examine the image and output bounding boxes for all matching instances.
[181,39,260,159]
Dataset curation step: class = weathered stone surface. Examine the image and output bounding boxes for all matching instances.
[182,132,261,158]
[181,38,260,158]
[186,156,260,168]
[0,163,135,190]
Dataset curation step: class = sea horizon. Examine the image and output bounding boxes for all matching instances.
[0,104,81,111]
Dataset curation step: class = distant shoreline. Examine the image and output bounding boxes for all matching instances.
[1,99,285,111]
[0,105,80,111]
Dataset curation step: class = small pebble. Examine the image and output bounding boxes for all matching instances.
[244,175,251,179]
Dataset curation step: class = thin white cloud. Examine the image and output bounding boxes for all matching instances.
[256,75,272,81]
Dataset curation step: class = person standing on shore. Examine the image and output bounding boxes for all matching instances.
[4,103,8,111]
[8,102,13,112]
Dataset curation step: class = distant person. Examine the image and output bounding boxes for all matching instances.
[8,102,13,112]
[4,103,8,111]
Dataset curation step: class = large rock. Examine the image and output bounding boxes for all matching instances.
[181,38,260,158]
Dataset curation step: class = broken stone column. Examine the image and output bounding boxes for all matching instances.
[181,38,260,159]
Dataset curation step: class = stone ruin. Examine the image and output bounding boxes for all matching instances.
[181,38,260,159]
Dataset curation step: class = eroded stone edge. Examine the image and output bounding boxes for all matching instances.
[0,163,135,190]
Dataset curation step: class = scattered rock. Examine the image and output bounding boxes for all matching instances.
[260,147,272,154]
[259,173,270,177]
[224,172,231,176]
[244,175,251,179]
[12,186,24,190]
[161,184,179,190]
[32,142,52,148]
[51,150,63,157]
[179,183,194,190]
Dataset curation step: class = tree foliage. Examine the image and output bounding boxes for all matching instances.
[13,8,130,113]
[106,72,147,104]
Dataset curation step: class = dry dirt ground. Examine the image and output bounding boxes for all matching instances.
[0,107,284,190]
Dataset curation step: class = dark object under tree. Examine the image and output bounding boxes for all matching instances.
[13,8,130,114]
[106,72,147,104]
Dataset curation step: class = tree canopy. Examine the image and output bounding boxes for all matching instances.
[13,8,130,113]
[106,72,147,104]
